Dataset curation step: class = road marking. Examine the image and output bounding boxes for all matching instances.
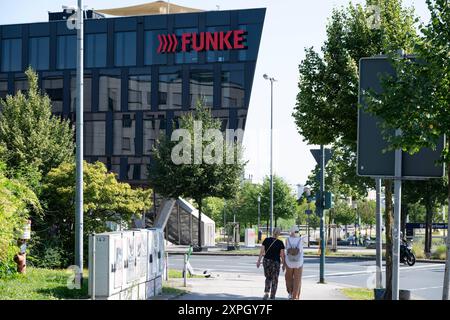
[409,286,443,291]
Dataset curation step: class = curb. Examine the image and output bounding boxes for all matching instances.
[167,252,446,263]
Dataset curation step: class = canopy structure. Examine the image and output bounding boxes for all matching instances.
[95,1,203,16]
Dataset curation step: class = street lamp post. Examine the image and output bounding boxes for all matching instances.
[64,0,84,286]
[263,74,277,236]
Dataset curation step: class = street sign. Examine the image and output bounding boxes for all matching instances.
[357,56,445,179]
[311,148,333,166]
[406,223,448,230]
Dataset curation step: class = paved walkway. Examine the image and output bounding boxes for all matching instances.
[172,271,349,300]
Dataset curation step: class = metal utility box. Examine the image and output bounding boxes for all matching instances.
[89,228,165,300]
[154,276,163,296]
[88,232,126,298]
[148,228,165,278]
[145,279,155,299]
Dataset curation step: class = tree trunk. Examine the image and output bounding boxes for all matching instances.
[384,179,394,300]
[442,161,450,300]
[197,198,202,250]
[425,199,433,259]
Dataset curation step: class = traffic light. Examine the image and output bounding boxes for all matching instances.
[324,192,334,209]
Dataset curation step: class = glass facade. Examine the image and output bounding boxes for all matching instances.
[70,76,92,112]
[0,8,265,183]
[85,121,106,156]
[85,33,107,68]
[115,32,136,67]
[99,74,121,111]
[206,26,230,63]
[43,77,63,113]
[175,28,198,64]
[57,35,76,69]
[0,80,7,99]
[128,75,151,110]
[114,114,136,155]
[158,69,182,110]
[29,37,49,70]
[190,69,214,109]
[221,66,245,108]
[1,38,22,72]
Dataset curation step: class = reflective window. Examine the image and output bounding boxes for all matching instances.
[70,76,92,112]
[190,69,213,108]
[84,121,106,156]
[175,28,198,64]
[128,75,151,110]
[126,158,143,180]
[114,115,135,155]
[99,75,121,111]
[2,39,22,72]
[29,37,49,70]
[57,35,76,69]
[206,27,230,63]
[144,30,167,65]
[43,78,63,113]
[158,70,182,110]
[238,24,257,61]
[0,80,8,99]
[14,79,28,93]
[221,68,245,108]
[85,33,107,68]
[143,118,165,155]
[115,32,136,67]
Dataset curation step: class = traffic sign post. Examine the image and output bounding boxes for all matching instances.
[310,146,332,284]
[357,56,445,300]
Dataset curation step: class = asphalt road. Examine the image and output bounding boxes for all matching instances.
[168,254,445,300]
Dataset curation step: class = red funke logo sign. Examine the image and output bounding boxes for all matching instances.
[157,30,247,53]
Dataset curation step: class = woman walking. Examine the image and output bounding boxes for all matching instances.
[256,227,285,300]
[284,226,307,300]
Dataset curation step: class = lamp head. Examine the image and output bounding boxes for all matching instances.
[263,74,269,80]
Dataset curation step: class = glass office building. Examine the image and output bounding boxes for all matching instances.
[0,8,265,185]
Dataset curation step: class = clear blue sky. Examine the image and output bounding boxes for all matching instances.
[0,0,431,188]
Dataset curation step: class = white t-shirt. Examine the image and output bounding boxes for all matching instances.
[285,235,307,269]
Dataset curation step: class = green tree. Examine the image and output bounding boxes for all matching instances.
[260,175,298,228]
[148,102,245,250]
[32,161,152,267]
[332,201,357,227]
[202,197,226,227]
[358,199,376,237]
[0,68,74,191]
[0,158,41,275]
[292,0,418,299]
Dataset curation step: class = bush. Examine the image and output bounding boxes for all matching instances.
[412,241,425,259]
[0,245,19,278]
[431,245,447,260]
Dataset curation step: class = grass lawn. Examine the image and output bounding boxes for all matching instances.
[168,269,203,279]
[0,267,88,300]
[341,288,374,300]
[162,286,187,296]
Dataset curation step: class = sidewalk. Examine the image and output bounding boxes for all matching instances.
[171,271,349,300]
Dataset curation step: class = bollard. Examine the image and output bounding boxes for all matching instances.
[183,253,187,287]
